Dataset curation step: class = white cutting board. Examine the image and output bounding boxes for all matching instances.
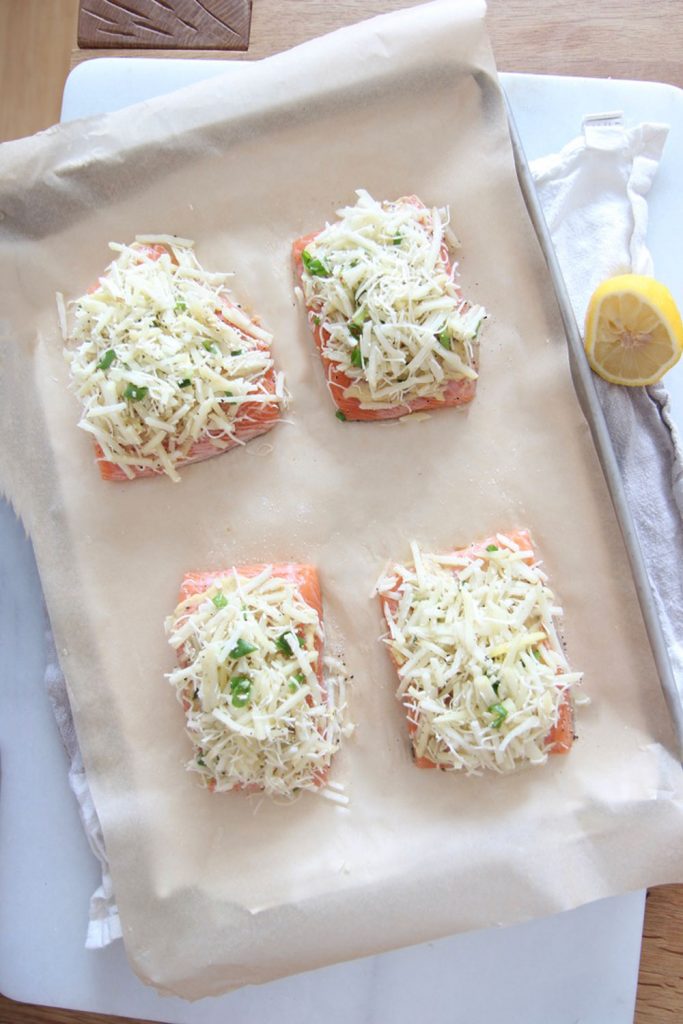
[1,65,681,1023]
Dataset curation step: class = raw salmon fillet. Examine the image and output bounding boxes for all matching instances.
[378,530,577,772]
[293,194,481,421]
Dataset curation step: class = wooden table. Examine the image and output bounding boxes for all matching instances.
[1,2,682,1022]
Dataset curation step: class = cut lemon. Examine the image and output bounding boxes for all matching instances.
[584,274,683,386]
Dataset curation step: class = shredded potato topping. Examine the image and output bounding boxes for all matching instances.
[165,566,349,797]
[299,190,486,410]
[376,535,583,774]
[60,236,285,481]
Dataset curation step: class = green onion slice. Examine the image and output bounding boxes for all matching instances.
[288,670,306,693]
[96,349,116,371]
[275,633,293,656]
[275,631,301,657]
[212,592,228,610]
[488,702,508,729]
[123,383,148,401]
[230,674,252,706]
[229,638,257,660]
[301,249,331,277]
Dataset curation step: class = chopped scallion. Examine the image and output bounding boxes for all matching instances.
[276,633,293,656]
[288,670,306,692]
[350,345,363,368]
[437,330,451,350]
[335,409,347,421]
[96,348,116,371]
[230,674,251,691]
[488,702,508,729]
[486,544,498,552]
[276,631,301,657]
[123,383,148,401]
[230,674,252,707]
[302,249,331,277]
[178,378,192,388]
[229,638,257,660]
[212,592,228,610]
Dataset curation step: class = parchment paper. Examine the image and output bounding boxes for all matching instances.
[1,0,682,999]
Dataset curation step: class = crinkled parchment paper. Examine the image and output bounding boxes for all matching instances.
[0,0,682,999]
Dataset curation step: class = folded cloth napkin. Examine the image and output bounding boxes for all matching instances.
[45,115,681,948]
[530,118,683,709]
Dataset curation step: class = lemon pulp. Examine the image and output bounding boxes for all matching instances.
[584,274,683,386]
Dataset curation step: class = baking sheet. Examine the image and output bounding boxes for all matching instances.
[1,0,682,1000]
[506,106,683,754]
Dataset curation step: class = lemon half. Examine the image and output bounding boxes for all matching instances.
[584,274,683,386]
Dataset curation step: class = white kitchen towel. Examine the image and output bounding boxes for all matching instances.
[45,630,122,949]
[46,116,681,948]
[530,118,683,708]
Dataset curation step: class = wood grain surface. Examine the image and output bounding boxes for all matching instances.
[70,0,683,89]
[78,0,252,51]
[0,0,79,143]
[636,886,683,1022]
[1,2,682,1022]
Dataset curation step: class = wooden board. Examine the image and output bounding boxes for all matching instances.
[78,0,252,51]
[635,885,683,1023]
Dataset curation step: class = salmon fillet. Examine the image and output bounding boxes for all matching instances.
[378,530,576,772]
[293,194,481,421]
[67,241,281,482]
[168,563,333,793]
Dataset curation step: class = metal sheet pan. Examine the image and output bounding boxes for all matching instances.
[505,95,683,758]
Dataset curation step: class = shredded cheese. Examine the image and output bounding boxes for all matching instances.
[165,568,348,797]
[299,190,486,410]
[62,238,285,481]
[376,537,583,774]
